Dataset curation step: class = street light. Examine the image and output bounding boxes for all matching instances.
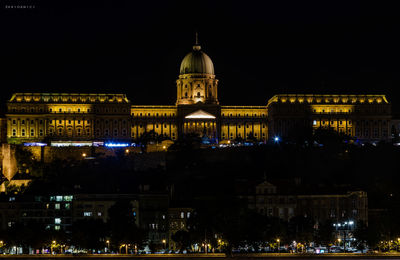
[162,239,166,251]
[106,240,110,253]
[51,240,56,255]
[277,239,280,254]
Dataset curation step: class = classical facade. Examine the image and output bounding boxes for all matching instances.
[2,41,392,145]
[5,93,131,144]
[246,180,368,226]
[267,94,391,142]
[130,41,268,143]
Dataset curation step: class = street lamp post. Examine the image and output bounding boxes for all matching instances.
[162,239,166,252]
[51,241,56,255]
[106,240,110,253]
[277,239,280,254]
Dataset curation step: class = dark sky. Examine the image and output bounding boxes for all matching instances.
[1,0,399,112]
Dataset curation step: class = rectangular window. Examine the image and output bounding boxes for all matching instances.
[55,203,60,210]
[83,212,92,217]
[55,218,61,224]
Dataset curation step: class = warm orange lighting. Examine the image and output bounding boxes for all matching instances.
[82,153,86,157]
[162,239,166,243]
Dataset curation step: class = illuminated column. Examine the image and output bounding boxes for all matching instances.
[236,122,238,139]
[227,122,230,139]
[244,121,246,140]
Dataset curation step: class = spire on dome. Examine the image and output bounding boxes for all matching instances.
[193,32,201,51]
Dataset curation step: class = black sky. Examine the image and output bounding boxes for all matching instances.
[1,0,399,113]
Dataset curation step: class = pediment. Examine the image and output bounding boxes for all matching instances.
[185,110,216,119]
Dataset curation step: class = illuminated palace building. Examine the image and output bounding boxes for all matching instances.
[4,41,392,145]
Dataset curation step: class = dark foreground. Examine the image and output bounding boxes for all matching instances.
[2,253,400,259]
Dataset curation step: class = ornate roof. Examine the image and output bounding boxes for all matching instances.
[8,93,130,104]
[179,45,214,75]
[267,94,389,107]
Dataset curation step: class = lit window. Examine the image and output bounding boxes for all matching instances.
[65,203,70,210]
[55,225,60,230]
[97,212,102,217]
[55,218,61,224]
[63,196,73,201]
[83,212,92,217]
[180,212,184,219]
[55,203,60,210]
[56,196,63,202]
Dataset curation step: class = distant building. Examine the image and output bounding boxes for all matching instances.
[1,41,392,145]
[267,94,391,142]
[246,180,368,226]
[5,93,131,144]
[168,207,193,250]
[0,192,170,246]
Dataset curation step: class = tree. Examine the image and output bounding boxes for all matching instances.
[168,133,201,151]
[71,219,108,251]
[138,130,159,153]
[288,216,314,244]
[171,230,191,252]
[315,220,334,246]
[353,221,369,253]
[108,200,146,251]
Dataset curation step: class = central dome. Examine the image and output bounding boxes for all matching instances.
[179,45,214,75]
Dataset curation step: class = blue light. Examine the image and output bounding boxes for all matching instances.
[23,142,47,147]
[274,136,280,142]
[105,143,130,148]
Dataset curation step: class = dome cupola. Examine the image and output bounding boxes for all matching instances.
[179,39,214,75]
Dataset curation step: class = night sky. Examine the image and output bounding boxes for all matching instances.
[1,0,399,113]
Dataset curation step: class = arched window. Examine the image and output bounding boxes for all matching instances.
[185,92,188,97]
[197,92,201,97]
